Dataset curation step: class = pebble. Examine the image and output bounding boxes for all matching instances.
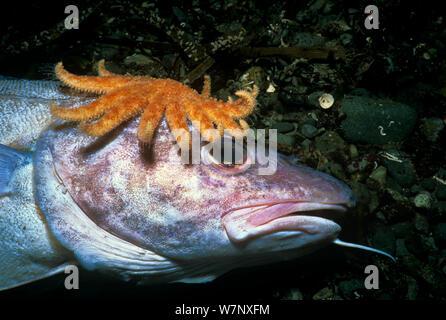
[421,178,437,191]
[124,53,154,66]
[376,211,387,222]
[371,227,396,256]
[312,287,335,300]
[349,144,359,158]
[241,66,268,92]
[301,139,312,148]
[349,181,370,209]
[307,91,325,108]
[369,166,387,186]
[410,184,420,194]
[301,124,318,138]
[348,88,374,98]
[420,117,444,142]
[314,131,346,153]
[405,276,419,300]
[340,33,353,45]
[338,279,363,299]
[320,161,346,180]
[433,223,446,246]
[436,185,446,200]
[391,221,414,238]
[276,133,296,146]
[381,150,416,188]
[433,201,446,213]
[280,288,303,300]
[396,238,410,257]
[272,122,295,133]
[413,191,433,209]
[340,96,417,145]
[413,213,429,234]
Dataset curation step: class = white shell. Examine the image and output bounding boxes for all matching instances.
[319,93,334,109]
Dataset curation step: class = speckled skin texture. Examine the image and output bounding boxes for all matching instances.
[0,78,93,149]
[34,117,355,282]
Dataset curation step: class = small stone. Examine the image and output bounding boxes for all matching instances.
[281,288,303,300]
[369,166,387,186]
[391,222,414,238]
[279,86,303,107]
[421,178,436,191]
[368,191,380,213]
[436,185,446,200]
[301,124,318,138]
[281,113,301,122]
[420,117,444,142]
[371,227,396,256]
[396,238,410,257]
[376,211,386,222]
[349,144,359,158]
[241,66,268,92]
[277,133,296,146]
[307,91,325,107]
[410,184,420,194]
[338,279,363,299]
[314,131,346,153]
[320,161,346,180]
[414,191,433,209]
[124,54,154,66]
[433,223,446,246]
[381,151,416,188]
[260,93,284,113]
[272,122,295,133]
[349,88,374,97]
[405,276,419,300]
[413,213,429,234]
[313,287,335,300]
[349,181,370,210]
[433,201,446,213]
[340,33,353,45]
[301,139,312,147]
[420,235,437,251]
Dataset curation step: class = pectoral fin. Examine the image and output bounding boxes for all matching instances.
[0,144,74,291]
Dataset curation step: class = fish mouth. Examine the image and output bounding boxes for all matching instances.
[222,201,347,243]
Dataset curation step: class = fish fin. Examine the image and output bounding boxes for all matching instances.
[0,144,74,291]
[172,275,218,284]
[0,144,29,196]
[0,262,75,291]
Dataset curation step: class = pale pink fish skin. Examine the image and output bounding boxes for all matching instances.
[47,118,355,266]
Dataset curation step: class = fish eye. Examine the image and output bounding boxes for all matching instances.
[201,136,253,174]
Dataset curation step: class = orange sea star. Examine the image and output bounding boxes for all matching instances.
[50,60,258,150]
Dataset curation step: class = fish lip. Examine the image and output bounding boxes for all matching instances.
[221,200,348,220]
[221,201,347,243]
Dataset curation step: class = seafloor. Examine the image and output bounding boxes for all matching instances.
[0,0,445,301]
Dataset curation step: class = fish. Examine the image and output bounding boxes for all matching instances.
[0,77,394,291]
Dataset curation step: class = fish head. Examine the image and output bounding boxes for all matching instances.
[34,119,355,282]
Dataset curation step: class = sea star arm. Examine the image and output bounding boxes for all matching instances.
[50,85,137,121]
[80,92,148,136]
[223,86,259,118]
[97,59,119,77]
[201,75,211,98]
[200,101,245,137]
[137,98,166,143]
[55,62,139,94]
[165,102,191,150]
[183,102,217,143]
